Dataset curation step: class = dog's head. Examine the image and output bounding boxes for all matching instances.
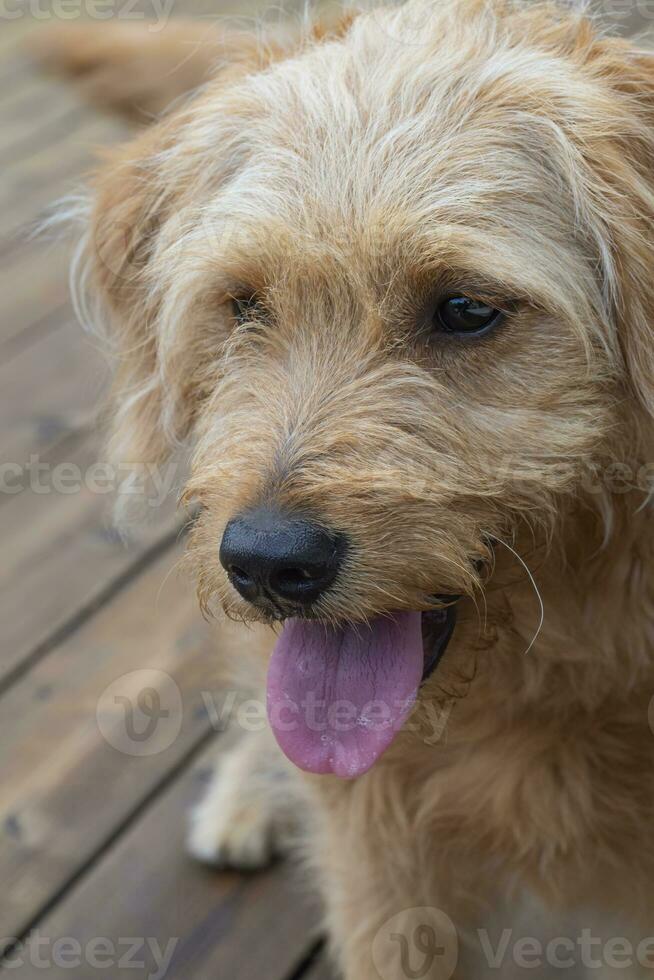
[83,0,654,776]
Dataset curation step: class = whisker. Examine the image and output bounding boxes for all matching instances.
[154,553,188,608]
[488,534,544,656]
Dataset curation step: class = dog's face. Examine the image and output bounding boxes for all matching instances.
[87,0,654,775]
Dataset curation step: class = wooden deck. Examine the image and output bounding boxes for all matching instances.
[0,10,334,979]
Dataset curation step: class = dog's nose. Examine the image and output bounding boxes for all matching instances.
[219,508,345,607]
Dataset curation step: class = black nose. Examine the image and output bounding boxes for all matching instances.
[219,509,346,608]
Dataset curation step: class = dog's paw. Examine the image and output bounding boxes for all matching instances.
[187,783,276,870]
[187,744,290,871]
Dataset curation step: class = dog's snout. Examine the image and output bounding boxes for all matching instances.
[219,508,345,608]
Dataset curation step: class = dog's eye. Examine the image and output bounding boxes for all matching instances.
[435,296,503,336]
[230,293,261,326]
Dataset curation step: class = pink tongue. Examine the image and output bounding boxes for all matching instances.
[266,612,424,779]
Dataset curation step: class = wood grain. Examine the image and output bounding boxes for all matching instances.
[304,954,339,980]
[0,242,71,353]
[0,543,217,942]
[0,317,108,467]
[2,740,323,979]
[0,428,185,685]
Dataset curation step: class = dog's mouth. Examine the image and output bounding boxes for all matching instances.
[266,598,458,780]
[421,597,459,682]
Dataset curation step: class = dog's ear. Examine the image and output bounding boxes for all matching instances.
[589,42,654,425]
[84,123,177,473]
[619,51,654,426]
[78,16,357,483]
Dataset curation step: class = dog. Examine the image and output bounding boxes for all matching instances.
[35,1,654,976]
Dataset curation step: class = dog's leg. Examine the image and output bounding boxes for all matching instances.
[188,725,298,870]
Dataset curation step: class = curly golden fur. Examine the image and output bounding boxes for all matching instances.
[37,1,654,975]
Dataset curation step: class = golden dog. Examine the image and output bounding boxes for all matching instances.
[36,2,654,975]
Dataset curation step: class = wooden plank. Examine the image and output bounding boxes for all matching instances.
[0,114,126,243]
[1,105,93,170]
[0,542,220,943]
[0,56,33,94]
[0,111,123,198]
[0,316,109,468]
[305,954,338,980]
[184,862,322,980]
[1,302,71,364]
[0,85,88,159]
[3,739,323,980]
[0,69,54,115]
[0,17,42,57]
[0,426,184,686]
[0,236,71,351]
